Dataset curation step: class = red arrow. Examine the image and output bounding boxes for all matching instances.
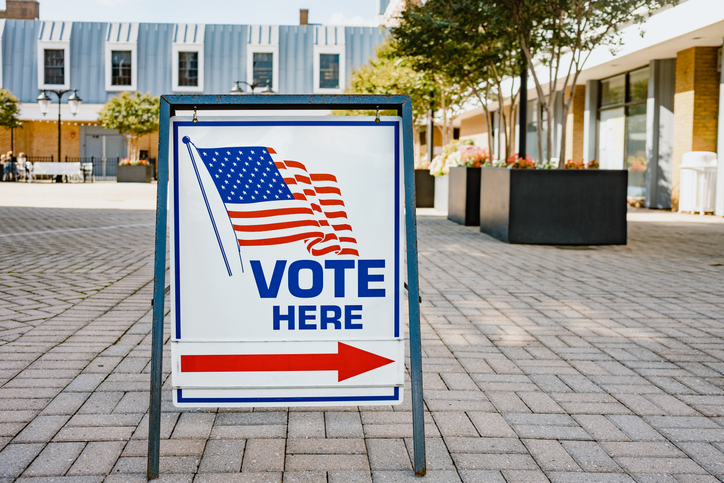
[181,342,394,382]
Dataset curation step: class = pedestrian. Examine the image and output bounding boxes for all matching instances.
[5,151,16,181]
[16,152,27,181]
[1,154,8,181]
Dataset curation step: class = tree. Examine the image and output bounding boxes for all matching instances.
[501,0,678,166]
[0,89,22,149]
[392,0,525,161]
[344,39,473,162]
[98,92,160,163]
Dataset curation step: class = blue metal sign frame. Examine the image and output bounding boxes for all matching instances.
[148,94,425,478]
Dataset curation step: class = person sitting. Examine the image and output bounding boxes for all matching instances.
[1,154,8,181]
[16,152,26,181]
[5,151,16,182]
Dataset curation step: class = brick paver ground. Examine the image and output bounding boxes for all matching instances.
[2,183,724,482]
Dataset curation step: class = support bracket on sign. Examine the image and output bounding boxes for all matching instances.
[147,95,426,478]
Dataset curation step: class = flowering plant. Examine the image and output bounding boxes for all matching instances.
[119,158,149,166]
[428,139,474,176]
[416,154,431,170]
[459,146,490,168]
[565,159,599,170]
[627,156,646,172]
[564,159,585,170]
[505,153,535,169]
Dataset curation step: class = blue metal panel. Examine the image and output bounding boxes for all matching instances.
[379,0,391,15]
[70,22,107,104]
[345,27,385,88]
[3,19,40,102]
[137,23,173,96]
[279,25,312,94]
[204,24,246,95]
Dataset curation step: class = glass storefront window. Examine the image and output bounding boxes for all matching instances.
[600,74,625,106]
[625,103,647,197]
[598,107,625,170]
[628,68,649,103]
[598,67,650,199]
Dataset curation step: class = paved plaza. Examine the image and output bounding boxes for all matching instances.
[3,183,724,482]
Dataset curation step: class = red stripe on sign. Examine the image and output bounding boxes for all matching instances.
[310,173,337,182]
[228,207,314,218]
[284,160,306,170]
[233,219,321,232]
[315,186,342,195]
[266,147,277,154]
[237,231,324,246]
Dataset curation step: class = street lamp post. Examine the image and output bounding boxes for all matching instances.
[37,89,82,168]
[230,80,275,95]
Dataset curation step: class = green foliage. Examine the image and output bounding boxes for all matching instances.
[392,0,525,160]
[0,89,22,130]
[98,91,159,137]
[392,0,522,90]
[98,92,159,162]
[342,40,438,124]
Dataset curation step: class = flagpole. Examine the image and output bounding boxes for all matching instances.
[183,136,233,277]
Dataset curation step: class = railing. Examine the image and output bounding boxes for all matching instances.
[27,156,54,163]
[65,156,120,181]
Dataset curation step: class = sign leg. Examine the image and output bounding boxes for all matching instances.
[401,99,426,476]
[148,99,171,480]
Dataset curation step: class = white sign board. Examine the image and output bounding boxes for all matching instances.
[169,117,405,407]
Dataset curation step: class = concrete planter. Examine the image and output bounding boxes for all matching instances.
[434,175,449,214]
[414,169,435,207]
[117,164,152,183]
[448,166,481,226]
[479,167,628,245]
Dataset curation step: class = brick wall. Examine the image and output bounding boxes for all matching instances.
[564,84,586,162]
[671,46,720,210]
[0,1,39,20]
[0,120,83,160]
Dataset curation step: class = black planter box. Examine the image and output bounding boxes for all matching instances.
[117,164,152,183]
[448,166,481,226]
[479,167,627,245]
[414,169,435,207]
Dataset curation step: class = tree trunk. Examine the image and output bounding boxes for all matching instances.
[413,127,421,167]
[536,100,544,163]
[125,134,139,163]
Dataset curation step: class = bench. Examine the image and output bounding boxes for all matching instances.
[30,162,84,182]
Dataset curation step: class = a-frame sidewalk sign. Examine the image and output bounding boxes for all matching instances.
[147,95,425,478]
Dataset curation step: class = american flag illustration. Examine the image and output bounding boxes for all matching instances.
[189,141,359,257]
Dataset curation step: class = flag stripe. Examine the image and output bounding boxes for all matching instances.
[196,145,358,257]
[232,219,321,232]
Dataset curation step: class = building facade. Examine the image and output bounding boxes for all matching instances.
[0,18,385,162]
[452,0,724,211]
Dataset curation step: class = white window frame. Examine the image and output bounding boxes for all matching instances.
[313,44,345,94]
[38,40,70,91]
[105,43,137,91]
[172,43,204,93]
[246,44,279,93]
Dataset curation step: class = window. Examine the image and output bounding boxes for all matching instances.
[178,51,199,87]
[44,49,64,85]
[319,54,339,89]
[38,21,71,90]
[172,24,204,93]
[313,27,345,94]
[252,52,273,89]
[246,26,279,93]
[111,51,132,86]
[598,67,650,198]
[105,23,138,91]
